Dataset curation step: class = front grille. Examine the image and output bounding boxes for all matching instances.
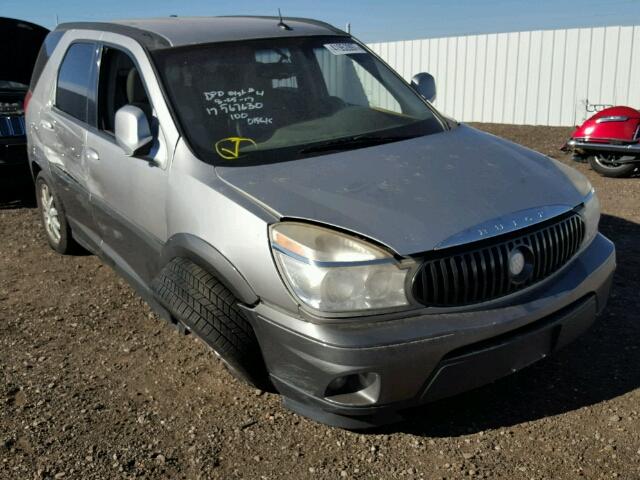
[0,115,26,138]
[413,213,585,307]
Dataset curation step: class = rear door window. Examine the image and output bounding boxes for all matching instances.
[29,30,64,91]
[55,42,97,123]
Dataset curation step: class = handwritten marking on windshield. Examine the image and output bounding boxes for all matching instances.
[204,89,266,120]
[206,102,264,116]
[247,117,273,125]
[214,137,257,160]
[204,89,265,101]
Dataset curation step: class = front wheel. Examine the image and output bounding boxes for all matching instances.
[152,258,272,390]
[35,173,80,254]
[588,154,637,178]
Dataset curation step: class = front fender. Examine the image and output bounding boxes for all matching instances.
[160,233,259,306]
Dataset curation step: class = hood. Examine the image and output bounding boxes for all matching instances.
[216,125,590,255]
[0,17,49,86]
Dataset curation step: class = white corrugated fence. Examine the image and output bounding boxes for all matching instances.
[368,26,640,127]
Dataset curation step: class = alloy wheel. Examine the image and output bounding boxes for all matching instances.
[593,154,624,167]
[40,183,61,244]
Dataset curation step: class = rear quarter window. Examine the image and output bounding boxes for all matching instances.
[29,30,64,91]
[55,42,96,123]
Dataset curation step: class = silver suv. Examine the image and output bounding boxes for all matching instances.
[26,16,615,428]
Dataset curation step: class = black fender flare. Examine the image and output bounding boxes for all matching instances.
[159,233,259,306]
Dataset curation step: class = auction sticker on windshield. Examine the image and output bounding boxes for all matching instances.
[324,43,366,55]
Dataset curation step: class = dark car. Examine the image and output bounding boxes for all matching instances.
[0,17,48,182]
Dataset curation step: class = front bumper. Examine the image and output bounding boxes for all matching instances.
[244,233,615,428]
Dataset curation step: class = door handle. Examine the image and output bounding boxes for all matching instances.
[85,148,100,161]
[40,120,54,131]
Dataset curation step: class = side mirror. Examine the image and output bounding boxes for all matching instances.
[114,105,153,157]
[411,72,436,103]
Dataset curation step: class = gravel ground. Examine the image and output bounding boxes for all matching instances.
[1,124,639,480]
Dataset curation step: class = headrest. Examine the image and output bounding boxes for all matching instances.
[126,68,147,104]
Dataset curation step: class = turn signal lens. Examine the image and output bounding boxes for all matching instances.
[581,189,600,247]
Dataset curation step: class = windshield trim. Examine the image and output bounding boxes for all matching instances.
[150,34,450,166]
[219,121,439,166]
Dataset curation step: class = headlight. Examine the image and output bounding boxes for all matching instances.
[270,222,414,314]
[581,188,600,246]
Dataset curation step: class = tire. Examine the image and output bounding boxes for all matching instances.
[588,154,637,178]
[35,173,80,254]
[152,258,271,390]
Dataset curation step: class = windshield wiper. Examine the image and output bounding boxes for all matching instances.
[299,134,418,155]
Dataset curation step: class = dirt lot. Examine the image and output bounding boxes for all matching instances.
[1,124,639,480]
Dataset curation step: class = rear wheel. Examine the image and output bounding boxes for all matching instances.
[589,154,637,178]
[35,173,80,254]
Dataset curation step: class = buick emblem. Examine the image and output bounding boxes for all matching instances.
[509,250,525,276]
[508,246,534,283]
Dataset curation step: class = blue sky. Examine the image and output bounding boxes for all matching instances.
[5,0,640,42]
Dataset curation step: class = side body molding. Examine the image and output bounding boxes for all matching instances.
[159,233,259,306]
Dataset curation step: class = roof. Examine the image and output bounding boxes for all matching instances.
[57,16,348,50]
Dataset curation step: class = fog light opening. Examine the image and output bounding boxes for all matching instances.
[324,372,381,406]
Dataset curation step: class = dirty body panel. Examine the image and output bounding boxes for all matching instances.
[216,125,591,256]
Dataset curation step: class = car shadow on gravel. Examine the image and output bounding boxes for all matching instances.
[391,213,640,438]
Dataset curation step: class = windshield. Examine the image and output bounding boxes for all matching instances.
[153,36,445,164]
